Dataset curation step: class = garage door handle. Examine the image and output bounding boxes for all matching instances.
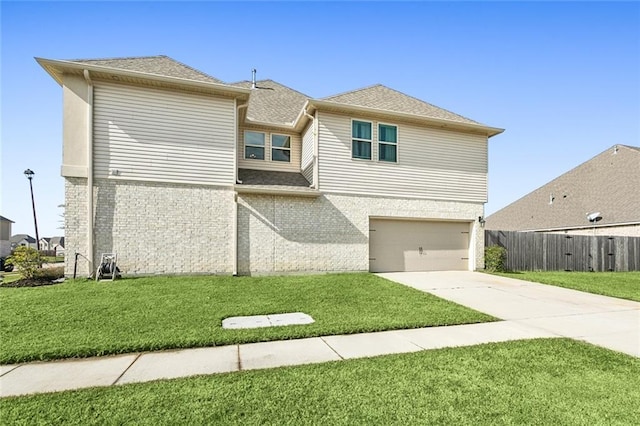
[418,247,423,255]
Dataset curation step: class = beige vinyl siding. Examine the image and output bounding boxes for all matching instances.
[237,125,301,172]
[93,82,235,185]
[317,112,488,202]
[301,122,315,184]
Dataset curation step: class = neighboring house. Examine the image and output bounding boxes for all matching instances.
[39,237,52,251]
[40,236,66,256]
[51,236,66,256]
[9,234,37,250]
[38,55,503,277]
[486,145,640,236]
[1,216,14,257]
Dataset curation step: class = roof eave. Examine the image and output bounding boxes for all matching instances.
[244,117,297,131]
[35,57,251,99]
[234,185,320,198]
[521,220,640,233]
[305,99,504,137]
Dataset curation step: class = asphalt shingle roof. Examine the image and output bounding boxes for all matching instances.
[486,145,640,231]
[322,84,479,125]
[230,80,309,125]
[70,56,224,84]
[10,234,36,244]
[238,169,311,187]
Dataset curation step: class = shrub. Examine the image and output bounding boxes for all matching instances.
[485,246,507,272]
[5,246,42,279]
[35,266,65,281]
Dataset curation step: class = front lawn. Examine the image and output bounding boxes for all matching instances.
[0,273,494,364]
[494,271,640,302]
[3,339,638,424]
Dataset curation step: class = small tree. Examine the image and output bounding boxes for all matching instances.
[6,246,42,280]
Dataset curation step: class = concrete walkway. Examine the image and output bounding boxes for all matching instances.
[2,271,638,398]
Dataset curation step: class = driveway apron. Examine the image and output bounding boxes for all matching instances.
[378,271,640,357]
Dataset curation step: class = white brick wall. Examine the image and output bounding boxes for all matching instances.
[237,192,484,274]
[64,177,89,276]
[64,178,235,277]
[65,178,484,276]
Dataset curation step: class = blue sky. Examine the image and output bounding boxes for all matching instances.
[1,1,639,237]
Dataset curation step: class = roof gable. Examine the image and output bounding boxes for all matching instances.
[230,80,309,126]
[69,55,223,84]
[486,145,640,231]
[322,84,479,125]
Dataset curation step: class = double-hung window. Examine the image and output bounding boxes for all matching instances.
[378,124,397,162]
[271,134,291,162]
[244,131,265,160]
[352,120,372,160]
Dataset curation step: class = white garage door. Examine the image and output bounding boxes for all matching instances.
[369,219,470,272]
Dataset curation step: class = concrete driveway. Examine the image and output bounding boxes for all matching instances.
[378,271,640,357]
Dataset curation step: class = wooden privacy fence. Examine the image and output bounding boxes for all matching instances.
[485,230,640,272]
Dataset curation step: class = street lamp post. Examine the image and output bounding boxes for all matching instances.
[24,169,40,251]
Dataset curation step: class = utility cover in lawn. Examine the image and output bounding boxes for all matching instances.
[222,312,314,329]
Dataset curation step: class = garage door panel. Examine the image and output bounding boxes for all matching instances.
[369,219,470,272]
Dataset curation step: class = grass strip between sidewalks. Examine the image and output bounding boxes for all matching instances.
[2,339,639,425]
[0,273,494,364]
[494,271,640,302]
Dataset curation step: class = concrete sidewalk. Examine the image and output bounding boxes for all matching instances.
[0,320,555,398]
[2,271,638,398]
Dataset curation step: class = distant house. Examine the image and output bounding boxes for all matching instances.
[38,55,503,277]
[486,145,640,236]
[10,234,37,250]
[39,237,52,251]
[51,236,65,256]
[1,216,14,257]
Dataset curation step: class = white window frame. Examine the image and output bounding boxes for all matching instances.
[244,131,266,161]
[377,122,398,163]
[271,133,292,163]
[351,119,373,160]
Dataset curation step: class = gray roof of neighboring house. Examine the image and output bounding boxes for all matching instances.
[0,216,14,223]
[238,168,311,187]
[50,236,65,247]
[10,234,36,244]
[230,80,309,126]
[486,145,640,231]
[69,55,224,84]
[322,84,479,125]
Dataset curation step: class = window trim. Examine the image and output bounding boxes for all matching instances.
[244,130,266,161]
[351,119,373,161]
[271,133,292,163]
[377,122,398,163]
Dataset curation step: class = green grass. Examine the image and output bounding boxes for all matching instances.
[0,271,22,284]
[42,256,65,263]
[2,339,638,425]
[0,273,494,364]
[495,271,640,302]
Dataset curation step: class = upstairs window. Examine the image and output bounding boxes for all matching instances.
[271,134,291,162]
[378,124,397,162]
[244,131,265,160]
[352,120,372,160]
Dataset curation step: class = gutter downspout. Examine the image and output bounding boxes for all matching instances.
[233,102,248,276]
[303,108,318,189]
[83,69,94,277]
